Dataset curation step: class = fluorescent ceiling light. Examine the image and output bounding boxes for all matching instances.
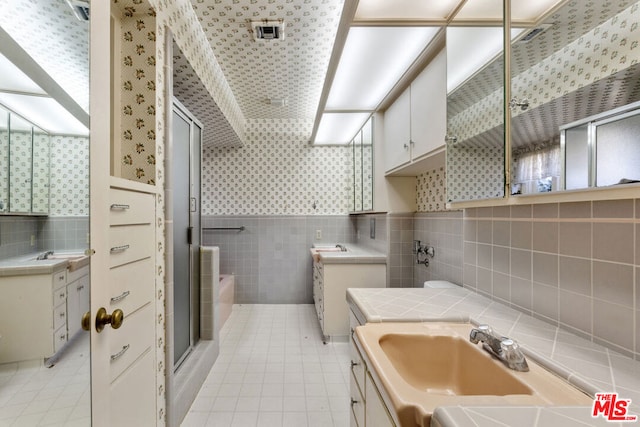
[325,26,439,111]
[0,93,88,135]
[355,0,460,21]
[446,27,524,94]
[314,112,370,145]
[453,0,565,22]
[0,54,46,95]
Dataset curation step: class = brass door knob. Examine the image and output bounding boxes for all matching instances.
[82,308,125,333]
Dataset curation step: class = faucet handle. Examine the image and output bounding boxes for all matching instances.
[477,324,493,334]
[500,338,529,371]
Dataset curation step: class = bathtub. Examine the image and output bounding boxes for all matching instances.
[219,274,234,331]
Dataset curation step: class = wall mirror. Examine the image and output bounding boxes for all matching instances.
[1,107,51,214]
[509,0,640,195]
[445,23,506,203]
[351,116,374,212]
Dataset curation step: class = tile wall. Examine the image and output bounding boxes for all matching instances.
[413,211,464,288]
[0,216,87,259]
[463,200,640,359]
[201,215,355,304]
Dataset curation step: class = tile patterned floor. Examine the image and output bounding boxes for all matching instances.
[181,304,351,427]
[0,334,91,427]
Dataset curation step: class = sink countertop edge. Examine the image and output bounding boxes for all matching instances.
[346,287,640,426]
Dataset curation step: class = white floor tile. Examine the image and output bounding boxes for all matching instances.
[182,304,351,427]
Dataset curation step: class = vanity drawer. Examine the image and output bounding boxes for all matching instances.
[109,302,154,382]
[67,265,89,283]
[109,188,154,226]
[53,303,67,331]
[53,286,67,307]
[350,337,366,397]
[108,224,154,268]
[350,373,365,427]
[52,270,67,290]
[53,325,67,353]
[109,257,154,315]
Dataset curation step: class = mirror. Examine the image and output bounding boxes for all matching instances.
[510,0,640,194]
[0,108,7,212]
[2,108,51,214]
[446,24,506,202]
[350,116,374,212]
[0,1,90,424]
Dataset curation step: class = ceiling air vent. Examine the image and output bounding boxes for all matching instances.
[519,24,553,43]
[65,0,90,21]
[251,20,285,41]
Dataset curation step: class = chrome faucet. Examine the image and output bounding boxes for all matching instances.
[469,324,529,372]
[335,244,347,252]
[37,250,54,260]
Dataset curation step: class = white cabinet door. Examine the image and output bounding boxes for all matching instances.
[365,372,396,427]
[410,49,447,160]
[384,88,411,172]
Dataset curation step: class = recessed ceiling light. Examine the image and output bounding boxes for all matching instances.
[314,112,371,145]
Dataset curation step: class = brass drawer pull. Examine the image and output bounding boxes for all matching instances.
[110,244,130,253]
[110,344,130,361]
[110,204,130,210]
[110,290,130,303]
[350,360,359,369]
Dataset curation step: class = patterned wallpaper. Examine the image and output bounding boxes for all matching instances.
[0,129,6,212]
[118,9,158,184]
[50,135,89,216]
[190,0,343,121]
[447,145,504,202]
[416,166,447,212]
[8,131,31,212]
[31,132,49,214]
[201,118,352,215]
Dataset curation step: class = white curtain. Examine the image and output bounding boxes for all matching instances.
[514,144,561,182]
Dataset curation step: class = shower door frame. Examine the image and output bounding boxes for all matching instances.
[172,98,202,371]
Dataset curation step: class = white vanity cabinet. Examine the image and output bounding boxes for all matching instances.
[349,311,396,427]
[66,265,90,339]
[312,260,386,341]
[0,267,70,363]
[384,49,446,174]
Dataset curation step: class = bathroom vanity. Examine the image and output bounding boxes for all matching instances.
[310,244,386,342]
[0,255,89,364]
[346,287,640,427]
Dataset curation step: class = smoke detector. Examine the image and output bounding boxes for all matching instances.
[251,20,285,41]
[65,0,90,21]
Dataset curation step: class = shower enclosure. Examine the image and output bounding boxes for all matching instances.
[172,99,202,370]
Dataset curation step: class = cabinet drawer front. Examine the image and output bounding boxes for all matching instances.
[52,270,67,290]
[109,189,154,226]
[109,257,154,315]
[350,339,366,397]
[53,286,67,307]
[110,348,156,427]
[67,265,89,284]
[53,325,67,353]
[108,224,154,268]
[350,374,365,427]
[53,303,67,331]
[109,302,154,382]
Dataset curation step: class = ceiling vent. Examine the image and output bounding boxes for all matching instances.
[519,24,553,43]
[65,0,90,21]
[251,20,285,41]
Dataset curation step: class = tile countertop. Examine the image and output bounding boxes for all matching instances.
[346,287,640,427]
[0,252,90,276]
[310,244,386,264]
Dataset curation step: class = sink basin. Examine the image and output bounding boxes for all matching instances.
[314,247,343,253]
[355,322,592,427]
[379,333,532,396]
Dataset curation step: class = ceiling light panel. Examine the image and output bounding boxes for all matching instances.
[0,93,88,135]
[512,0,566,22]
[0,54,46,95]
[314,112,370,145]
[355,0,460,21]
[326,26,439,111]
[452,0,502,21]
